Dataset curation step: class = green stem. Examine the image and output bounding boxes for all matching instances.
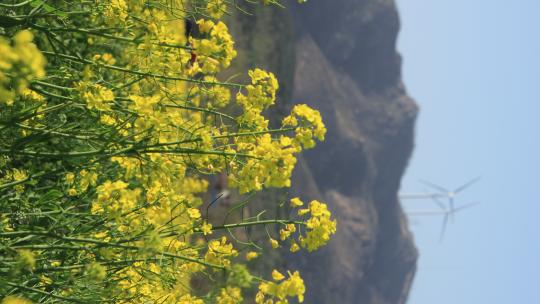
[33,258,169,273]
[211,219,305,231]
[0,170,48,190]
[140,148,255,158]
[158,219,305,237]
[0,146,257,159]
[164,103,237,122]
[10,245,91,250]
[0,0,33,8]
[214,128,296,139]
[5,282,86,303]
[41,51,243,88]
[0,102,72,132]
[31,86,73,101]
[33,80,74,91]
[14,123,96,140]
[38,25,193,50]
[0,231,225,270]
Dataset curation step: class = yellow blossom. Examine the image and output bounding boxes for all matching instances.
[206,0,227,19]
[1,296,32,304]
[290,197,304,207]
[86,262,107,281]
[270,238,279,249]
[76,81,114,111]
[11,169,28,181]
[283,104,326,149]
[17,249,35,271]
[236,69,279,111]
[201,221,213,235]
[65,172,75,184]
[272,269,285,281]
[205,236,238,267]
[216,287,243,304]
[299,200,337,252]
[298,208,310,216]
[102,0,128,25]
[0,2,334,302]
[40,275,53,285]
[188,208,202,219]
[245,251,259,261]
[290,241,300,253]
[279,224,296,241]
[256,270,306,303]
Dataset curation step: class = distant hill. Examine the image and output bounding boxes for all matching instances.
[229,1,419,302]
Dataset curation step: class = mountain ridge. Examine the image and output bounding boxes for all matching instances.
[287,1,419,303]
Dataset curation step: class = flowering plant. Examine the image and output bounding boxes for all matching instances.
[0,0,336,303]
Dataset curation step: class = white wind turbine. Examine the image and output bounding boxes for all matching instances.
[418,177,481,222]
[406,201,480,242]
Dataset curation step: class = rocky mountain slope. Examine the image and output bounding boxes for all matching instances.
[229,1,419,303]
[287,1,419,303]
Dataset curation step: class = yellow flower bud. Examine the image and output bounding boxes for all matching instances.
[290,197,304,207]
[246,251,259,261]
[272,269,285,281]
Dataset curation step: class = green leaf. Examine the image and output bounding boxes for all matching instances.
[29,0,68,19]
[0,15,24,28]
[37,189,64,204]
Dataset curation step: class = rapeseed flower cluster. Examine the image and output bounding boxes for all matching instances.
[205,236,238,267]
[0,0,335,303]
[283,104,327,149]
[269,198,337,253]
[217,287,244,304]
[237,69,279,111]
[191,19,237,74]
[206,0,228,19]
[256,270,306,303]
[298,199,338,252]
[1,296,32,304]
[76,81,115,111]
[0,31,45,105]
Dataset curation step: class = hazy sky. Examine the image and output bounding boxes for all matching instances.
[396,1,540,303]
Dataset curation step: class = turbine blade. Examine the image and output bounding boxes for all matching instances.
[439,213,449,243]
[419,179,448,193]
[399,193,444,199]
[450,197,455,223]
[406,210,447,215]
[454,176,481,194]
[454,202,480,213]
[432,196,447,210]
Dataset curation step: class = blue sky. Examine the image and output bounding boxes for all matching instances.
[396,1,540,303]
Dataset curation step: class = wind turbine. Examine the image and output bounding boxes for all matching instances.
[399,192,448,200]
[419,177,481,222]
[399,190,448,212]
[407,201,480,242]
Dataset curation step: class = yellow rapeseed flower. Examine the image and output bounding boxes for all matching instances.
[290,241,300,253]
[188,208,201,219]
[272,269,285,281]
[245,251,259,261]
[216,287,243,304]
[17,249,35,271]
[11,169,28,181]
[300,200,337,252]
[269,238,279,249]
[201,221,213,235]
[1,296,32,304]
[290,197,303,207]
